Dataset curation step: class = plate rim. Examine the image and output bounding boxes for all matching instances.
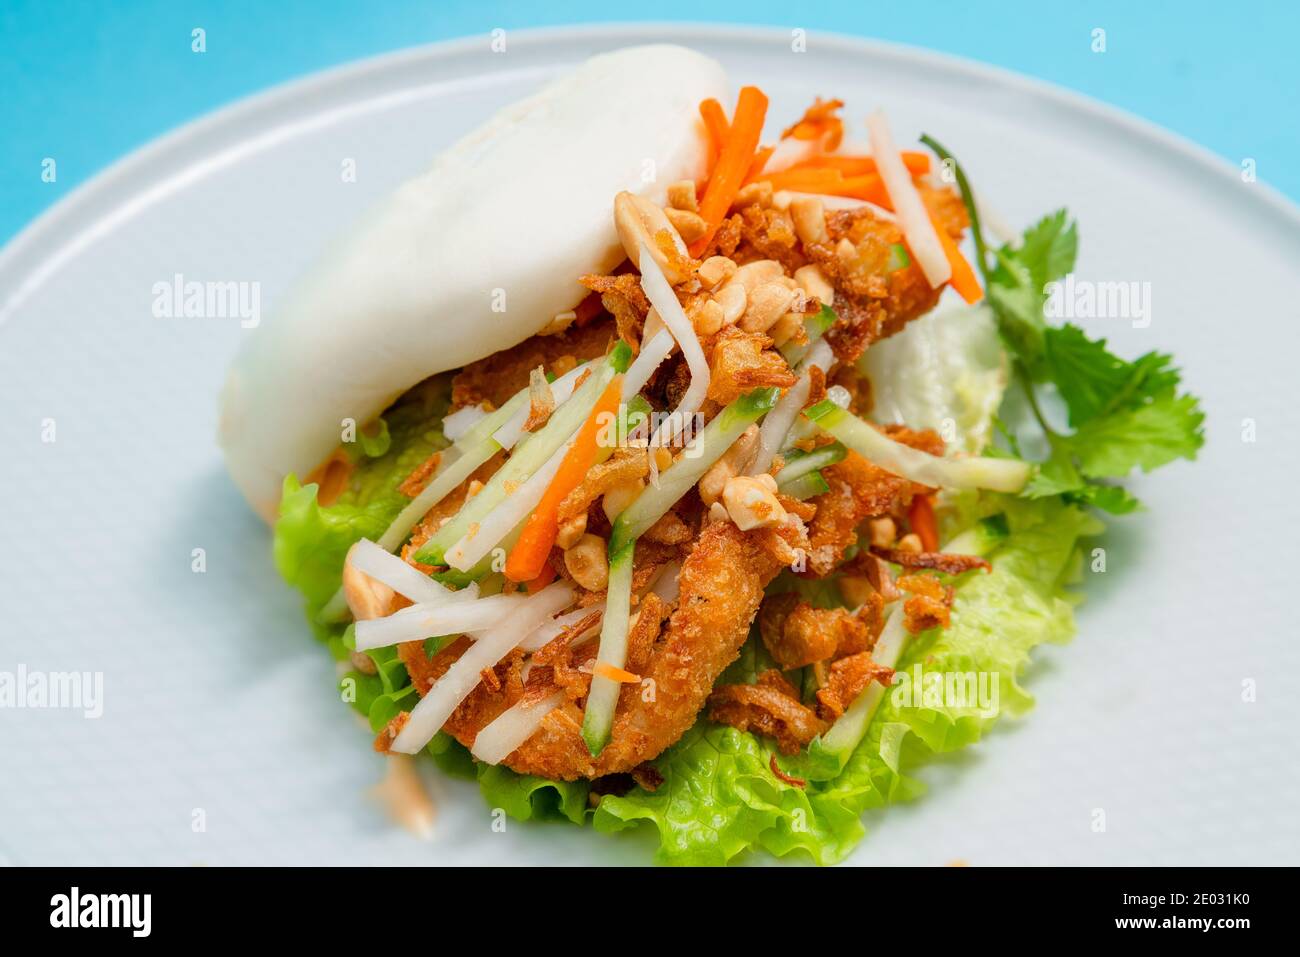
[2,20,1298,326]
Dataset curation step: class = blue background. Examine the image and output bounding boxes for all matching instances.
[2,1,1297,243]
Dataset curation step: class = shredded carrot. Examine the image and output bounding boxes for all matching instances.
[572,291,604,327]
[504,376,624,582]
[594,661,641,684]
[699,97,730,176]
[908,494,940,553]
[690,86,769,257]
[922,197,982,304]
[742,145,775,186]
[758,168,892,208]
[789,151,931,177]
[524,563,557,594]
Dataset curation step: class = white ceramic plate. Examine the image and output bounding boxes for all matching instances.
[2,25,1297,867]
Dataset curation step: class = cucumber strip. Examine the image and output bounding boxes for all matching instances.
[805,400,1031,492]
[608,387,779,555]
[580,543,635,756]
[818,602,908,754]
[775,441,847,485]
[777,469,830,501]
[415,343,631,565]
[778,304,837,367]
[316,391,528,623]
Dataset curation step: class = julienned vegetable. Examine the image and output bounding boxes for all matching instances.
[608,387,780,555]
[775,442,847,486]
[504,376,625,583]
[391,582,575,754]
[805,400,1031,492]
[415,342,632,565]
[580,544,635,756]
[778,304,836,367]
[690,86,769,256]
[316,389,530,622]
[777,470,830,500]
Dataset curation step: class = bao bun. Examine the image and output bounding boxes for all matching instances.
[219,45,727,520]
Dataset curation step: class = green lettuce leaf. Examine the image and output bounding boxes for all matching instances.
[594,496,1100,865]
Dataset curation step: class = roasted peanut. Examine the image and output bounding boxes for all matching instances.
[740,281,796,333]
[712,282,747,325]
[564,534,610,591]
[555,511,588,550]
[897,532,923,554]
[769,311,804,347]
[721,473,787,531]
[794,264,834,304]
[666,180,698,211]
[692,299,725,336]
[698,424,761,506]
[868,517,897,548]
[790,197,829,244]
[732,181,773,209]
[731,259,785,291]
[697,256,737,290]
[665,207,708,243]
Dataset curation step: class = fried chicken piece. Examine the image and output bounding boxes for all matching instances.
[815,652,895,721]
[397,450,442,498]
[759,596,878,670]
[451,319,613,408]
[735,204,803,273]
[802,200,962,363]
[707,326,797,405]
[401,521,783,779]
[708,669,828,754]
[802,451,917,576]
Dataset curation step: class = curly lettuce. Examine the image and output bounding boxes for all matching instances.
[590,494,1099,865]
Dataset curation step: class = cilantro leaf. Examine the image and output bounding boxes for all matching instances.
[1066,394,1206,477]
[1016,209,1078,293]
[1044,324,1181,426]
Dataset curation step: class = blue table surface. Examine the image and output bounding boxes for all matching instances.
[2,1,1298,245]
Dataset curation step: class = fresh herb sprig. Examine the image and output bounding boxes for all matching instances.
[921,136,1205,513]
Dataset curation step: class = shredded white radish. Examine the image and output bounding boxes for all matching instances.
[444,437,572,572]
[391,583,575,754]
[346,539,461,606]
[867,111,951,289]
[649,561,681,604]
[441,405,488,442]
[353,593,522,651]
[827,384,852,408]
[761,136,821,174]
[518,606,602,653]
[471,691,567,765]
[622,327,674,401]
[751,340,833,475]
[638,244,709,449]
[493,362,588,450]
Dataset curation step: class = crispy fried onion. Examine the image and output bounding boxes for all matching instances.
[557,447,650,528]
[522,366,556,432]
[707,326,797,405]
[814,652,895,721]
[758,595,876,670]
[898,573,955,634]
[871,547,991,576]
[707,669,827,755]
